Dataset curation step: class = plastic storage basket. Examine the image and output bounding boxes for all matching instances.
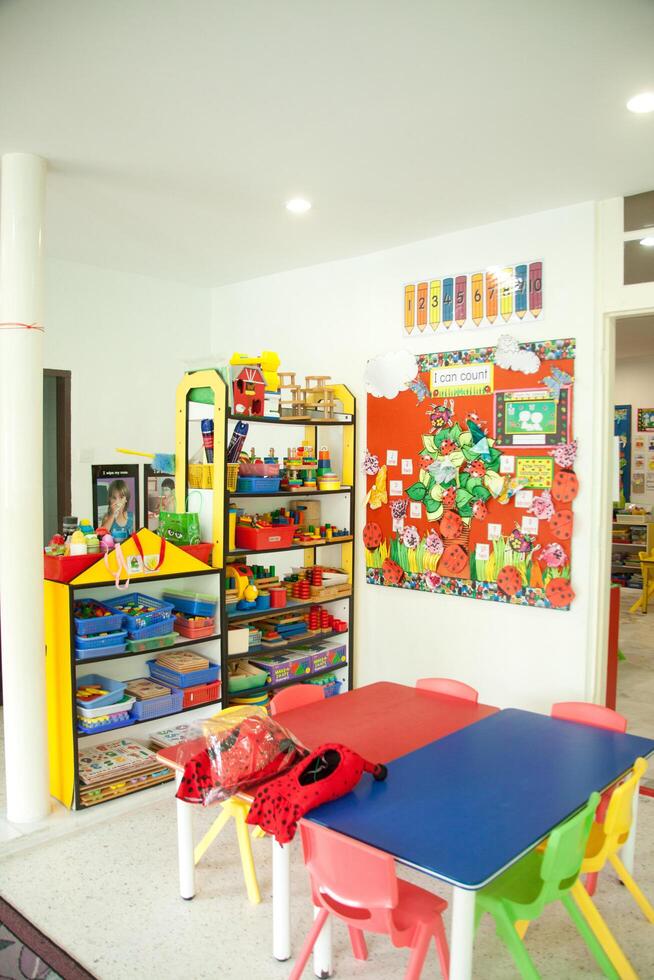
[174,615,216,640]
[73,599,124,636]
[74,630,127,652]
[130,684,183,721]
[126,618,175,641]
[76,675,126,708]
[147,658,220,689]
[162,590,218,617]
[77,695,136,720]
[234,523,295,551]
[125,632,176,654]
[181,680,221,709]
[104,592,174,631]
[236,477,282,493]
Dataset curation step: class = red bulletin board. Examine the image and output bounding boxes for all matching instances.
[364,338,577,610]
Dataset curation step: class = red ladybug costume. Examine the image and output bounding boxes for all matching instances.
[246,742,387,843]
[176,714,306,806]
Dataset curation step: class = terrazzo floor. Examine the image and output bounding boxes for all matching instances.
[0,788,653,979]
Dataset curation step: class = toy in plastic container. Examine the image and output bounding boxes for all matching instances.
[246,743,387,844]
[174,707,306,806]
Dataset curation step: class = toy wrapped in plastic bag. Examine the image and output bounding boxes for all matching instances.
[174,706,307,806]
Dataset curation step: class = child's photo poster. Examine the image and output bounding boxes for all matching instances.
[92,465,140,543]
[144,464,176,531]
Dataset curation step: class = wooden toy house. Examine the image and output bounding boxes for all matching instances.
[232,365,265,416]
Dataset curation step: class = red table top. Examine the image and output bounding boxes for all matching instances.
[157,682,498,771]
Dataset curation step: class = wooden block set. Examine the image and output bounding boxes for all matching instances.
[279,372,338,420]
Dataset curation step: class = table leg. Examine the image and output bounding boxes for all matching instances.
[450,886,476,980]
[313,906,333,978]
[272,838,291,961]
[620,780,641,874]
[175,771,195,900]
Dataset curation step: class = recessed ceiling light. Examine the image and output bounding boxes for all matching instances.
[286,198,311,214]
[626,92,654,113]
[640,236,654,247]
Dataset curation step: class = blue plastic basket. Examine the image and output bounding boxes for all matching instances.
[76,674,126,708]
[75,642,129,663]
[130,685,183,720]
[74,629,127,651]
[73,599,124,636]
[147,658,220,689]
[104,592,175,631]
[236,476,282,493]
[162,590,218,617]
[126,617,175,641]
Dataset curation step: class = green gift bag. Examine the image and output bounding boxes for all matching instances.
[157,510,201,546]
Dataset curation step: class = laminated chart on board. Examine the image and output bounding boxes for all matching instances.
[403,261,543,336]
[364,338,577,610]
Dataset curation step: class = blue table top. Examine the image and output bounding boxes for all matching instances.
[307,708,654,889]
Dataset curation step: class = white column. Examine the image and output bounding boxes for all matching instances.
[0,152,49,824]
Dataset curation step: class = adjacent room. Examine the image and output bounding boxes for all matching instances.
[1,3,654,979]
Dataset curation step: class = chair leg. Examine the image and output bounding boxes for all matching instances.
[493,905,540,980]
[585,872,599,897]
[609,853,654,923]
[348,927,368,961]
[561,893,619,980]
[234,808,261,905]
[289,909,330,980]
[404,924,430,980]
[570,881,638,980]
[432,916,450,980]
[193,803,232,864]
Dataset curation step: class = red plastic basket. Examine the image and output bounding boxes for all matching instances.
[44,553,100,583]
[182,680,221,709]
[180,543,213,564]
[174,616,216,639]
[235,523,296,552]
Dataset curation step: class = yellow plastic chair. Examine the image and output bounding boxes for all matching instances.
[571,757,654,976]
[192,706,265,905]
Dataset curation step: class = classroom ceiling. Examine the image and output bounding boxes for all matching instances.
[616,315,654,359]
[1,0,654,288]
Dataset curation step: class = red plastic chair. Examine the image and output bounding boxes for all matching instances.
[416,677,479,703]
[551,701,628,896]
[269,684,324,717]
[289,821,449,980]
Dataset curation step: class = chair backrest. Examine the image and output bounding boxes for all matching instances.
[551,701,627,733]
[416,677,479,703]
[538,792,600,903]
[601,757,648,851]
[299,821,398,931]
[269,684,324,717]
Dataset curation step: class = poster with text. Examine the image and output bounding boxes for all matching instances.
[365,338,576,610]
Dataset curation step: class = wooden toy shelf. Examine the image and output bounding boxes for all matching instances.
[232,662,348,701]
[45,530,222,811]
[176,370,356,705]
[229,628,349,661]
[610,520,654,582]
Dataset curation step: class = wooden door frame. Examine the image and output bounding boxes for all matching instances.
[44,368,71,531]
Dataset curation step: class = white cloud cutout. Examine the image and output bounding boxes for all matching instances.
[365,350,418,399]
[495,334,540,374]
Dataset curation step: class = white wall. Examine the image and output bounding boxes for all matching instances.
[43,259,211,526]
[212,202,601,710]
[615,353,654,507]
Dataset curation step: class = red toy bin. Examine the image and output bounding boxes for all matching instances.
[182,680,221,709]
[44,553,99,583]
[173,614,216,639]
[180,543,213,564]
[235,523,296,551]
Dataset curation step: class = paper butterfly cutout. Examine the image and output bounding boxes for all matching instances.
[407,377,430,403]
[498,477,528,505]
[542,367,572,400]
[366,464,388,510]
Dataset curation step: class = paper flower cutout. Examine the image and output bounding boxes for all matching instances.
[425,571,442,590]
[391,499,408,519]
[402,525,420,549]
[529,490,555,521]
[363,450,380,475]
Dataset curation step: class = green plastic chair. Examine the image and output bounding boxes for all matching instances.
[475,793,619,980]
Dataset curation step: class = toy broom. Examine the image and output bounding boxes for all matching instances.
[116,448,175,474]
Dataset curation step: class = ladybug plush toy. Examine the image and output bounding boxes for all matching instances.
[246,742,387,844]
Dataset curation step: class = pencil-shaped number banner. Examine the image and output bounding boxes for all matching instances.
[403,260,543,336]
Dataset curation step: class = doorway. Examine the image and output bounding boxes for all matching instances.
[43,369,71,544]
[611,315,654,745]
